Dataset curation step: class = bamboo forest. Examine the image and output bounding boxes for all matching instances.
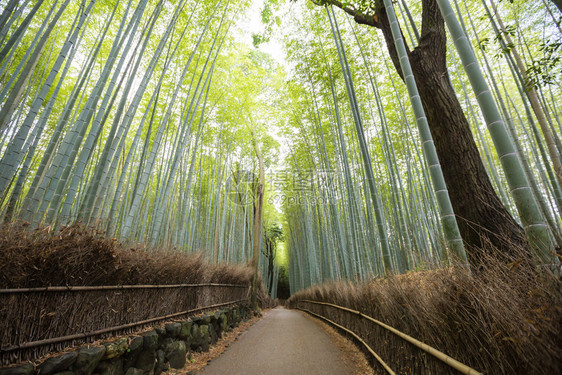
[0,0,561,374]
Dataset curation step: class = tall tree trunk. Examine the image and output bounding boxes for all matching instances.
[250,128,264,310]
[377,0,527,262]
[323,0,528,264]
[266,239,275,294]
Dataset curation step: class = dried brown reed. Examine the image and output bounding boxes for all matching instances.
[254,272,277,309]
[0,222,253,287]
[0,223,254,365]
[289,249,561,374]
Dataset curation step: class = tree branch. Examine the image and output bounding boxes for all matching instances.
[313,0,381,28]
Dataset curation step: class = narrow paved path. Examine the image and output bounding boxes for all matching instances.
[198,307,354,375]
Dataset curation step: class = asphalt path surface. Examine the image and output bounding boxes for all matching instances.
[198,307,353,375]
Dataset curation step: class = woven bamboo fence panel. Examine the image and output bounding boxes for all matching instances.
[0,283,249,364]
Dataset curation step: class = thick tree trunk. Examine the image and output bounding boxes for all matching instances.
[267,243,275,294]
[375,0,527,264]
[250,129,265,310]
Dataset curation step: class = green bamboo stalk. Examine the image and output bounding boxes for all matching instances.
[436,0,553,262]
[381,0,468,266]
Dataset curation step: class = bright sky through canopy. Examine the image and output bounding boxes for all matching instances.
[234,0,286,66]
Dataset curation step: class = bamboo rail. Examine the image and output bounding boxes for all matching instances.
[296,307,396,375]
[0,283,247,294]
[0,299,247,353]
[297,300,482,375]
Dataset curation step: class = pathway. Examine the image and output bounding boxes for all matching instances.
[198,307,356,375]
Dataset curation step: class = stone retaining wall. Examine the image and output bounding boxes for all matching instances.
[0,304,251,375]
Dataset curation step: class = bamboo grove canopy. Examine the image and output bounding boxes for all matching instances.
[0,0,560,295]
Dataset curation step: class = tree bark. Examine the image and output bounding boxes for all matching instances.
[266,239,275,294]
[250,128,265,310]
[324,0,528,264]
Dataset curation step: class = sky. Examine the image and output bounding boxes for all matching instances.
[230,0,293,216]
[232,0,295,166]
[233,0,287,66]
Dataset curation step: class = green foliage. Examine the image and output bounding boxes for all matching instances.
[525,40,562,89]
[0,0,559,296]
[265,222,284,246]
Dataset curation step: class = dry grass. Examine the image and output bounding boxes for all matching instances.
[0,222,254,287]
[0,223,255,365]
[289,251,561,374]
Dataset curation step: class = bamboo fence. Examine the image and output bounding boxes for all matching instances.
[295,300,482,375]
[0,283,249,365]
